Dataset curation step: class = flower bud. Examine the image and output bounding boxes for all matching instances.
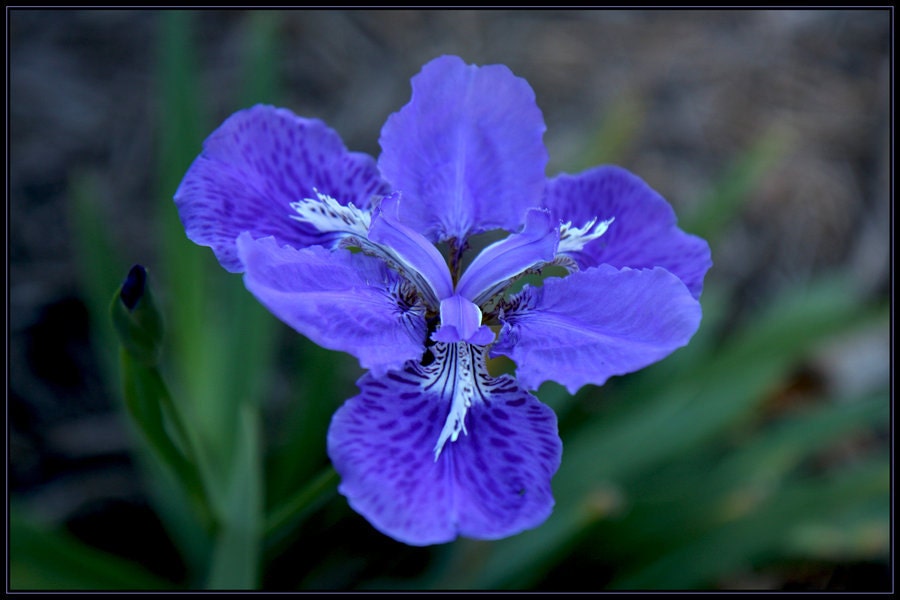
[110,265,164,365]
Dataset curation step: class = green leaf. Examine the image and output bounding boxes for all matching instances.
[784,500,890,561]
[10,509,174,590]
[156,7,212,420]
[68,170,129,387]
[206,404,264,590]
[609,460,889,590]
[150,11,283,585]
[266,341,355,505]
[582,393,888,565]
[264,466,340,554]
[157,8,279,486]
[118,349,216,529]
[239,10,283,106]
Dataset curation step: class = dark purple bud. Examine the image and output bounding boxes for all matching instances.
[120,264,147,311]
[111,264,163,365]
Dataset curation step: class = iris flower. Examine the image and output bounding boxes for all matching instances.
[174,55,711,546]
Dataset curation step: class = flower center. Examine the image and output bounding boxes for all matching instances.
[432,295,495,345]
[289,190,615,460]
[290,190,614,352]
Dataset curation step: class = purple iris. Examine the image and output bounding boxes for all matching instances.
[174,55,711,546]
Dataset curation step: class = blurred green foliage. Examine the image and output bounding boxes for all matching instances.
[10,10,889,591]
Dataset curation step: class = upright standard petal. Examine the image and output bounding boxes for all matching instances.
[367,193,453,307]
[544,166,712,299]
[378,55,548,243]
[456,208,559,306]
[493,264,702,394]
[175,105,390,272]
[327,343,561,546]
[237,234,426,376]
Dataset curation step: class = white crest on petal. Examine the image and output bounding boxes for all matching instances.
[557,216,615,256]
[289,188,371,239]
[425,342,491,462]
[290,189,447,310]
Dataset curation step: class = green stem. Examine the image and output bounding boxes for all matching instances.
[119,350,219,534]
[264,467,340,541]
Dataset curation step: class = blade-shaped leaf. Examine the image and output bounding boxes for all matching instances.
[10,509,175,590]
[206,404,264,590]
[609,459,888,590]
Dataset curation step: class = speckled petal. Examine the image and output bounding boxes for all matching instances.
[544,165,712,299]
[327,343,561,545]
[175,104,390,272]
